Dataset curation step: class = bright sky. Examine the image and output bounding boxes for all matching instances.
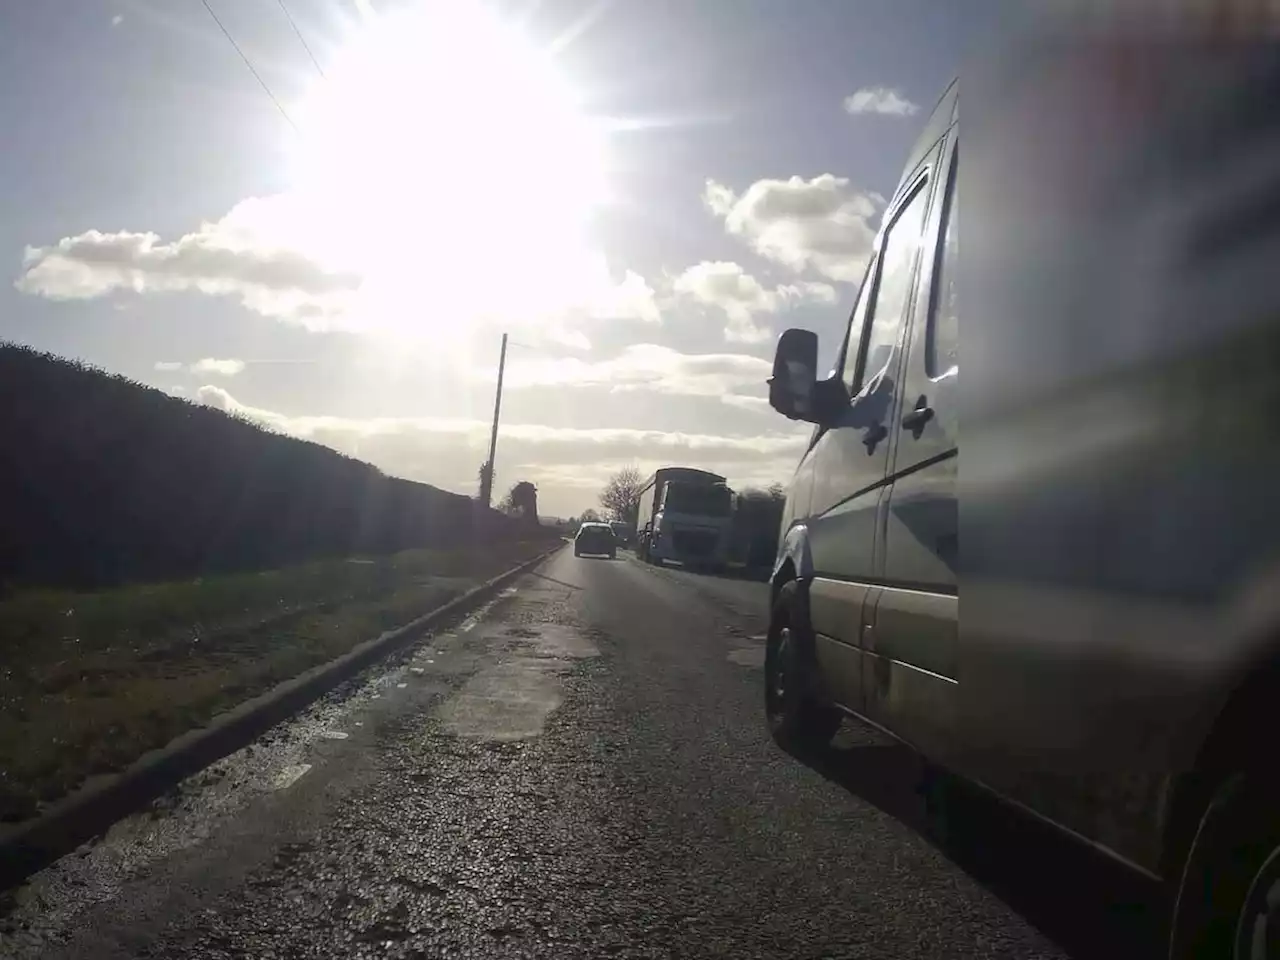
[0,0,1008,518]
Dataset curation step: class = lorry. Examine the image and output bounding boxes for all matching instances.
[728,491,785,571]
[635,467,733,570]
[607,520,634,548]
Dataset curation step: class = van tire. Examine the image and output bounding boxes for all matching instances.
[1168,773,1280,959]
[766,581,842,749]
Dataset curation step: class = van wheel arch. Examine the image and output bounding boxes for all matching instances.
[1163,653,1280,885]
[770,559,797,611]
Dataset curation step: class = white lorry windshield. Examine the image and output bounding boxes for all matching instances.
[664,483,732,517]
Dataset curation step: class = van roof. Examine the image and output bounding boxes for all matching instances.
[892,79,958,198]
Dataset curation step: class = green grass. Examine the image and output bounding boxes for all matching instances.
[0,540,552,823]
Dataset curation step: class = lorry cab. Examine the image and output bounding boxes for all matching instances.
[637,467,733,570]
[764,41,1280,959]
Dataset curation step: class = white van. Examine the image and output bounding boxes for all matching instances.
[763,42,1280,959]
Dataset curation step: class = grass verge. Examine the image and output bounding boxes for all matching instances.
[0,539,553,823]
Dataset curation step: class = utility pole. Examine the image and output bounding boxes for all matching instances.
[480,332,508,510]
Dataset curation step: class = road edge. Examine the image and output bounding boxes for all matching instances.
[0,542,564,891]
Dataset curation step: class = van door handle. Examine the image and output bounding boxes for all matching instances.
[902,404,934,434]
[862,422,888,453]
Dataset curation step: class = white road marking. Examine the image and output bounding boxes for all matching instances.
[270,763,312,790]
[319,730,349,740]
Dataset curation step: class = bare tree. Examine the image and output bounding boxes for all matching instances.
[599,465,645,524]
[740,483,787,502]
[580,507,602,523]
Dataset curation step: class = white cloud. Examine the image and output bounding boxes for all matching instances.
[14,193,658,345]
[592,271,661,326]
[191,357,246,376]
[111,14,123,27]
[16,226,361,325]
[154,358,246,376]
[720,394,771,412]
[193,384,806,515]
[843,86,920,117]
[672,260,835,343]
[703,175,881,282]
[495,343,772,402]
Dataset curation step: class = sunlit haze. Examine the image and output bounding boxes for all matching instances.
[2,0,1003,516]
[285,1,617,342]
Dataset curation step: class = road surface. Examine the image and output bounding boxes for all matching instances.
[1,548,1161,959]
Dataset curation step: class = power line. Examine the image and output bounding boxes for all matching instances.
[276,0,327,79]
[199,0,301,134]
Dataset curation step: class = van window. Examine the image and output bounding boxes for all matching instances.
[927,152,958,377]
[843,179,929,395]
[838,260,875,395]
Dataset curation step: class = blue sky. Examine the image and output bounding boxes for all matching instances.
[1,0,1005,516]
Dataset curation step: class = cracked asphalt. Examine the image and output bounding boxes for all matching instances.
[1,548,1162,959]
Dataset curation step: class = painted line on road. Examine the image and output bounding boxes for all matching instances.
[270,763,311,790]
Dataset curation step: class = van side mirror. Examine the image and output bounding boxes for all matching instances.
[768,328,819,421]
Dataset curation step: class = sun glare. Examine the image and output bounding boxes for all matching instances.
[283,0,613,343]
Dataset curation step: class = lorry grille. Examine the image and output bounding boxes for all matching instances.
[672,529,717,557]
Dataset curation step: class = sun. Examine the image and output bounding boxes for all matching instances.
[284,0,614,342]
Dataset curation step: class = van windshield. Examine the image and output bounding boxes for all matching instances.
[664,483,731,517]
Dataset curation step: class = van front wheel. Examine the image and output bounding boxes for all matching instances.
[765,581,842,749]
[1169,774,1280,959]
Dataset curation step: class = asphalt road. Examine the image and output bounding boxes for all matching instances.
[1,548,1161,959]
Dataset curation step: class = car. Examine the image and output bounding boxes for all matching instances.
[763,43,1280,960]
[574,522,617,559]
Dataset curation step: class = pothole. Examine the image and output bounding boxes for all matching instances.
[437,658,569,742]
[728,647,766,668]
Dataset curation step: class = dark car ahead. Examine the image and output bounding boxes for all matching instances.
[574,522,616,559]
